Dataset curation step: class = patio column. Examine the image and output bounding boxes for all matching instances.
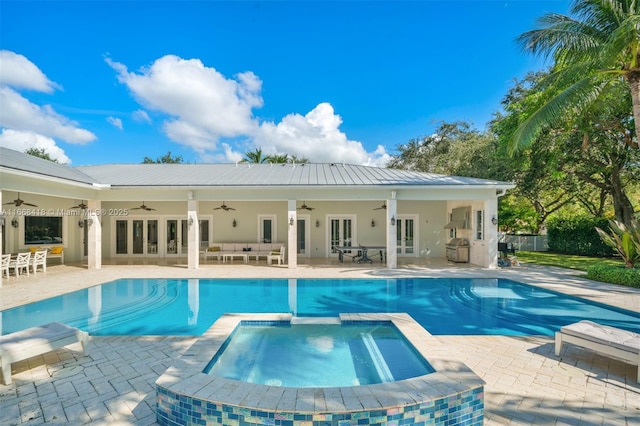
[87,200,101,270]
[187,198,199,270]
[485,198,499,269]
[386,197,398,269]
[287,199,297,268]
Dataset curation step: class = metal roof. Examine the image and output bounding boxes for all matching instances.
[75,162,510,187]
[0,147,99,185]
[1,147,513,189]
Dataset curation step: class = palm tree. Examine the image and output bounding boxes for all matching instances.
[242,148,267,163]
[265,153,290,163]
[514,0,640,153]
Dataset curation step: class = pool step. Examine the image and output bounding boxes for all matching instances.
[291,317,341,325]
[360,332,394,382]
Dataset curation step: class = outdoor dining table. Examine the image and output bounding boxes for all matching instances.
[333,245,386,263]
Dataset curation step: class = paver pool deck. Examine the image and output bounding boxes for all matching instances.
[0,258,639,425]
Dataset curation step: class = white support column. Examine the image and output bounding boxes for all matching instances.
[187,198,199,270]
[87,200,101,270]
[386,197,398,269]
[287,199,297,268]
[485,198,499,269]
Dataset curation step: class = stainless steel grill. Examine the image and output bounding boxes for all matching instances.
[446,238,469,263]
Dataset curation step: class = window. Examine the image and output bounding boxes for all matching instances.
[24,216,63,245]
[259,215,276,243]
[475,210,484,240]
[448,213,456,238]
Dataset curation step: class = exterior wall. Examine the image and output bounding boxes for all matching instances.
[2,192,86,263]
[2,189,500,267]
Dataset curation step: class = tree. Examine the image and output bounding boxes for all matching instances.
[244,148,309,164]
[387,121,502,179]
[264,153,290,164]
[25,147,58,162]
[142,151,183,164]
[494,71,639,226]
[514,0,640,154]
[242,148,267,164]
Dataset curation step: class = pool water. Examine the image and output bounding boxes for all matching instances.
[3,278,640,336]
[204,323,434,387]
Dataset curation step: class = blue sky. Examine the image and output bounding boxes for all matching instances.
[0,1,569,166]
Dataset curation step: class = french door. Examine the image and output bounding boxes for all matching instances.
[329,215,356,257]
[396,215,416,256]
[297,214,310,257]
[114,218,159,257]
[166,219,188,256]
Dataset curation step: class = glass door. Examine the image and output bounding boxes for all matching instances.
[83,220,88,258]
[396,215,416,256]
[166,218,189,256]
[329,216,355,257]
[116,220,128,255]
[114,219,159,257]
[297,215,310,256]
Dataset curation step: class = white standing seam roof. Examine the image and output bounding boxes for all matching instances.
[1,147,513,189]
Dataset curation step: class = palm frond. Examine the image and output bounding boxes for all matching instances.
[510,76,604,153]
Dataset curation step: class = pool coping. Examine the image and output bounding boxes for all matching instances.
[156,313,485,423]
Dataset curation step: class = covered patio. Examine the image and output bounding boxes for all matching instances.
[0,147,514,272]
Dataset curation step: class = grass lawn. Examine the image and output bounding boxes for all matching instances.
[516,251,624,272]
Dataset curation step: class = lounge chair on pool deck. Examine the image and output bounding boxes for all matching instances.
[555,320,639,382]
[0,322,89,385]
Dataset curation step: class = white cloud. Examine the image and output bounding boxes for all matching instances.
[132,109,151,123]
[106,55,262,151]
[0,86,96,144]
[106,116,123,130]
[0,50,96,154]
[108,55,389,166]
[252,103,391,166]
[0,129,71,164]
[0,50,60,93]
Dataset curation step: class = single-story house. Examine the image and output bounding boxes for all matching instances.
[0,147,515,270]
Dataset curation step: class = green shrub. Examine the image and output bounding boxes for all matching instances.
[586,264,640,287]
[595,219,640,268]
[547,216,614,256]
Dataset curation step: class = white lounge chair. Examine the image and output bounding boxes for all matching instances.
[1,254,10,278]
[555,320,640,382]
[0,322,89,385]
[9,252,31,276]
[30,250,47,274]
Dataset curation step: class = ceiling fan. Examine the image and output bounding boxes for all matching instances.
[213,201,235,211]
[373,202,387,210]
[131,202,156,211]
[69,200,88,209]
[3,193,38,207]
[297,201,315,211]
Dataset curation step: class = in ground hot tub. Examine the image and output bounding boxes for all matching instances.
[156,313,485,425]
[204,321,434,387]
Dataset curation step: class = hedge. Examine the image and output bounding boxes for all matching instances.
[547,216,614,256]
[586,264,640,288]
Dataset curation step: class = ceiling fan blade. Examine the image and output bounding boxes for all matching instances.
[23,202,39,207]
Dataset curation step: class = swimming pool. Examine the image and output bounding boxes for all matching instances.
[3,277,640,336]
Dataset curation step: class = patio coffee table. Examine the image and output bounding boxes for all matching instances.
[222,253,248,263]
